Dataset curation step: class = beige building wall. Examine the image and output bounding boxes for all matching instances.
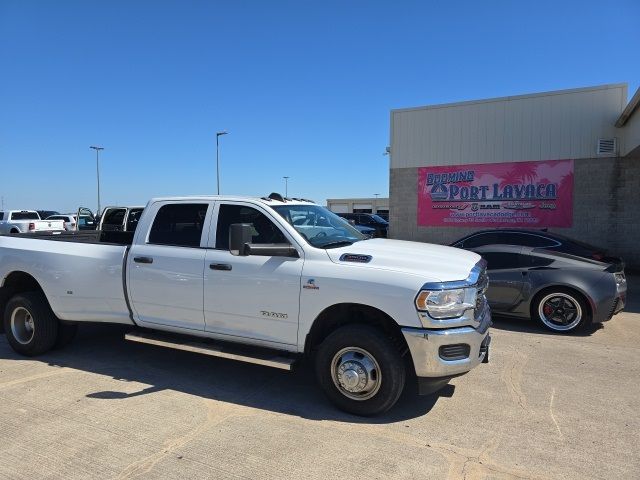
[391,84,627,168]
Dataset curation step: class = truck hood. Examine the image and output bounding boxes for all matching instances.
[325,238,481,283]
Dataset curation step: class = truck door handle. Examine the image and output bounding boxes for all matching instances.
[133,256,153,264]
[210,263,232,271]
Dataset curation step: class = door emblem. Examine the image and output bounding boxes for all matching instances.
[303,279,320,290]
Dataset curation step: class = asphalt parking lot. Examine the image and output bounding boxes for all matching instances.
[1,280,638,480]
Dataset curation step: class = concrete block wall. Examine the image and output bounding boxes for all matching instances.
[389,156,640,269]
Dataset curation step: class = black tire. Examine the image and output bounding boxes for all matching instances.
[55,322,78,349]
[532,287,591,333]
[315,324,406,416]
[3,292,59,356]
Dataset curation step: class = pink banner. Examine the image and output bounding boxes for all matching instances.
[417,159,574,227]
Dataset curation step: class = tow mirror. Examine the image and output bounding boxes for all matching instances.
[229,223,298,258]
[229,223,253,256]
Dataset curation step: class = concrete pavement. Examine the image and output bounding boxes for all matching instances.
[1,282,638,479]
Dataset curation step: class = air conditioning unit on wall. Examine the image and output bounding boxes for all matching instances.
[596,138,617,156]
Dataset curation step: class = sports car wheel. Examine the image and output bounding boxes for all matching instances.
[533,289,589,333]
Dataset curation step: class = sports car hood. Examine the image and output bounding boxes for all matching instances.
[325,238,482,283]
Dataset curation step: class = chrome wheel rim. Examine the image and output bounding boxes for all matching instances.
[330,347,381,401]
[538,293,582,331]
[11,307,35,345]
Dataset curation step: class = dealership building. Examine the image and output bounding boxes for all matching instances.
[388,83,640,269]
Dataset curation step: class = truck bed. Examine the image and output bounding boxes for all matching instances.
[0,232,133,325]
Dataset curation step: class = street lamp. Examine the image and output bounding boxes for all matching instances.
[90,146,104,215]
[373,193,380,214]
[216,131,228,194]
[283,176,290,197]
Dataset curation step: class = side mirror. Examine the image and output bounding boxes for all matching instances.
[229,223,299,258]
[229,223,253,256]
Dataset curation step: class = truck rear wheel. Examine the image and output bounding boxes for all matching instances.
[3,292,59,356]
[315,324,405,416]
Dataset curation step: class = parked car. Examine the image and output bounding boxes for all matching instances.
[98,206,144,231]
[0,210,65,234]
[45,214,77,231]
[465,244,625,333]
[353,224,376,238]
[0,193,490,416]
[451,229,619,262]
[337,213,388,238]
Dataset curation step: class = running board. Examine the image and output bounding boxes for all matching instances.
[125,331,296,371]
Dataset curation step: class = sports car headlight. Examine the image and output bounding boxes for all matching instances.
[415,288,476,319]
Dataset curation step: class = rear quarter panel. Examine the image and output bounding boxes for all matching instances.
[0,235,132,324]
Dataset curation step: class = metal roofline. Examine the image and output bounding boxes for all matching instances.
[391,83,628,114]
[615,86,640,127]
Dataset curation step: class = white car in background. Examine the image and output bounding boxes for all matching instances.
[0,210,65,234]
[45,214,77,231]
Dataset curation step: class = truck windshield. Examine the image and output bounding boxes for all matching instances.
[11,212,40,220]
[272,205,365,249]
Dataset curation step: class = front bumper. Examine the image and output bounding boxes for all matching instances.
[402,303,491,378]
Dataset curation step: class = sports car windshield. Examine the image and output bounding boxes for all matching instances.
[272,205,365,248]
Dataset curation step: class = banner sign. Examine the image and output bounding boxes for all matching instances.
[417,159,574,227]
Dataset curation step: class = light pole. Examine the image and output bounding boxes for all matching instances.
[90,146,104,215]
[216,131,228,194]
[283,176,290,197]
[373,193,380,214]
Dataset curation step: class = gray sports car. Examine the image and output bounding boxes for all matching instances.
[468,244,626,333]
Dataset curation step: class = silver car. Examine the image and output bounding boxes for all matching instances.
[468,244,626,333]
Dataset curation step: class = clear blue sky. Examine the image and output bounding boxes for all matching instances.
[1,0,639,213]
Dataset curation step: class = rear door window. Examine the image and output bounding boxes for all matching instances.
[101,208,126,230]
[148,203,208,247]
[10,212,40,220]
[126,208,144,231]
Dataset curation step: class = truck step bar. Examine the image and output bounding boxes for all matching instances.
[125,331,296,371]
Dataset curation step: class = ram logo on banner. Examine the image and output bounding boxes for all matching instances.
[417,159,574,227]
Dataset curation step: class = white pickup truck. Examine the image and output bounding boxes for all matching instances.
[0,194,491,415]
[0,210,65,234]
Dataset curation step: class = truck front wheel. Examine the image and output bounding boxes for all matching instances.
[3,292,59,356]
[315,324,406,416]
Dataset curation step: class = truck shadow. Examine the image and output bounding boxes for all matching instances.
[1,324,453,424]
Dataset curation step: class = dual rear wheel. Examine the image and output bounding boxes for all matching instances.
[3,292,77,356]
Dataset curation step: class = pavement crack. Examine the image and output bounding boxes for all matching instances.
[549,388,564,441]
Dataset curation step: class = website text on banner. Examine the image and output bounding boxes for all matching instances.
[417,159,574,228]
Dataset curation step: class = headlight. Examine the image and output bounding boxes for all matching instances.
[614,273,626,289]
[415,288,476,319]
